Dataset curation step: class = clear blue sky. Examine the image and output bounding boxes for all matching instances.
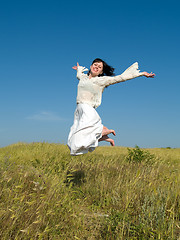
[0,0,180,148]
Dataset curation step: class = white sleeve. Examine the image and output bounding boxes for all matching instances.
[76,66,89,80]
[95,62,144,87]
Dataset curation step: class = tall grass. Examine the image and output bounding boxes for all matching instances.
[0,142,180,239]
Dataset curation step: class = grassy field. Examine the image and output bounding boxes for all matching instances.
[0,142,180,239]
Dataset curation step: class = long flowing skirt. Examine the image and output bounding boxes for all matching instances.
[67,103,103,155]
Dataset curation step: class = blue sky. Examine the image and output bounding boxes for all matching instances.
[0,0,180,148]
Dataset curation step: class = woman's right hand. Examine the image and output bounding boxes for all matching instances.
[143,72,155,78]
[72,62,79,70]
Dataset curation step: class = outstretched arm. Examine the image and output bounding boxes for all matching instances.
[72,62,89,80]
[94,62,155,87]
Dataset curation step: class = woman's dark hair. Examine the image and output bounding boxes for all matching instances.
[88,58,115,77]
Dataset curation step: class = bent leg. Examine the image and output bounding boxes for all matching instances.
[98,135,115,146]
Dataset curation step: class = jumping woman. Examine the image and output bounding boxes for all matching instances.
[67,58,155,155]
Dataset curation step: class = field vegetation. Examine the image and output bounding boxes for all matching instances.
[0,142,180,239]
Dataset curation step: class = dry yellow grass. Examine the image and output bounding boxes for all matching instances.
[0,142,180,239]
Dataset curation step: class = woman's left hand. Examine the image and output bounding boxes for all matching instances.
[72,62,79,70]
[143,72,155,78]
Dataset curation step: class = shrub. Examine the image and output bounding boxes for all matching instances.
[125,145,155,163]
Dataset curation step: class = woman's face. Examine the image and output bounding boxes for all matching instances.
[90,62,103,77]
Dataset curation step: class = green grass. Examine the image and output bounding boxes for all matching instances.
[0,142,180,239]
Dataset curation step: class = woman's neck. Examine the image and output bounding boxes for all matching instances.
[88,72,97,79]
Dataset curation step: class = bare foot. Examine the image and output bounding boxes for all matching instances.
[107,138,115,146]
[110,129,116,136]
[102,126,116,136]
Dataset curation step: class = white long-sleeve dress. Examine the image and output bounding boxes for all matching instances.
[67,62,144,155]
